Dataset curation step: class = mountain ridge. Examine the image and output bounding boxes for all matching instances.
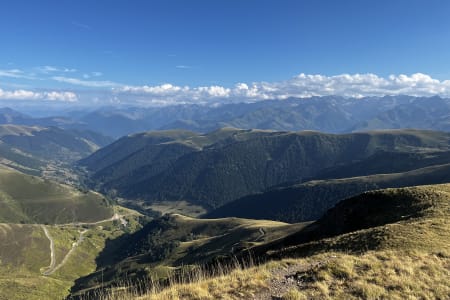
[80,128,450,210]
[3,95,450,137]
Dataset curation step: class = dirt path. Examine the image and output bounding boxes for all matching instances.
[40,213,127,276]
[44,229,88,276]
[253,259,333,299]
[41,213,127,276]
[41,225,56,276]
[257,227,266,241]
[59,213,128,227]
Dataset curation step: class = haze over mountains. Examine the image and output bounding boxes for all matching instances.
[3,95,450,137]
[0,124,112,177]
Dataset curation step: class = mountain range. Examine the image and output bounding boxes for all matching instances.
[2,95,450,138]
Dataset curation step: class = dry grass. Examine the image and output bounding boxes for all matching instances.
[281,288,307,300]
[143,267,268,300]
[274,249,450,300]
[77,249,450,300]
[77,258,269,300]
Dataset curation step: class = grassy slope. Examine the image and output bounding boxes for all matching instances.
[142,250,449,300]
[0,166,142,299]
[0,166,113,224]
[0,125,113,161]
[75,184,450,300]
[255,184,450,258]
[0,209,143,300]
[0,124,113,177]
[251,184,450,299]
[69,215,308,296]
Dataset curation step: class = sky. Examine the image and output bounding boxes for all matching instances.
[1,0,450,106]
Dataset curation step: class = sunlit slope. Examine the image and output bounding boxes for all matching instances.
[0,211,143,300]
[254,183,450,259]
[70,183,450,300]
[0,166,113,224]
[69,215,308,296]
[0,124,112,176]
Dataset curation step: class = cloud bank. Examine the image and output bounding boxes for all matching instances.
[0,88,78,102]
[113,73,450,105]
[1,72,450,106]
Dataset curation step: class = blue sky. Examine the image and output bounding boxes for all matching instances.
[1,0,450,105]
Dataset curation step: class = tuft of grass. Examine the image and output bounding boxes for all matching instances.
[282,288,306,300]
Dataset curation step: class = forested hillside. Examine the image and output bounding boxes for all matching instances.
[81,128,450,210]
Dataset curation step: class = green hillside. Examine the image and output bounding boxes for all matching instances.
[80,128,450,210]
[0,124,113,176]
[0,166,113,224]
[252,183,450,259]
[206,163,450,222]
[69,214,308,297]
[68,183,450,300]
[0,209,144,300]
[0,125,112,161]
[0,164,145,300]
[79,130,198,173]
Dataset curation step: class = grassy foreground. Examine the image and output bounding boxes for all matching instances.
[73,249,450,300]
[72,184,450,300]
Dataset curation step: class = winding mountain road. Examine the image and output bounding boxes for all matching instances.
[40,213,128,276]
[41,225,56,276]
[44,228,88,276]
[257,227,266,241]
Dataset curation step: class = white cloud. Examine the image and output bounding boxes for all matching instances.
[52,76,121,88]
[36,66,77,74]
[71,21,90,30]
[120,83,187,94]
[0,69,34,79]
[82,72,103,79]
[44,91,78,102]
[0,88,78,102]
[175,65,191,69]
[277,73,450,98]
[39,66,58,73]
[3,72,450,106]
[114,73,450,105]
[197,86,230,97]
